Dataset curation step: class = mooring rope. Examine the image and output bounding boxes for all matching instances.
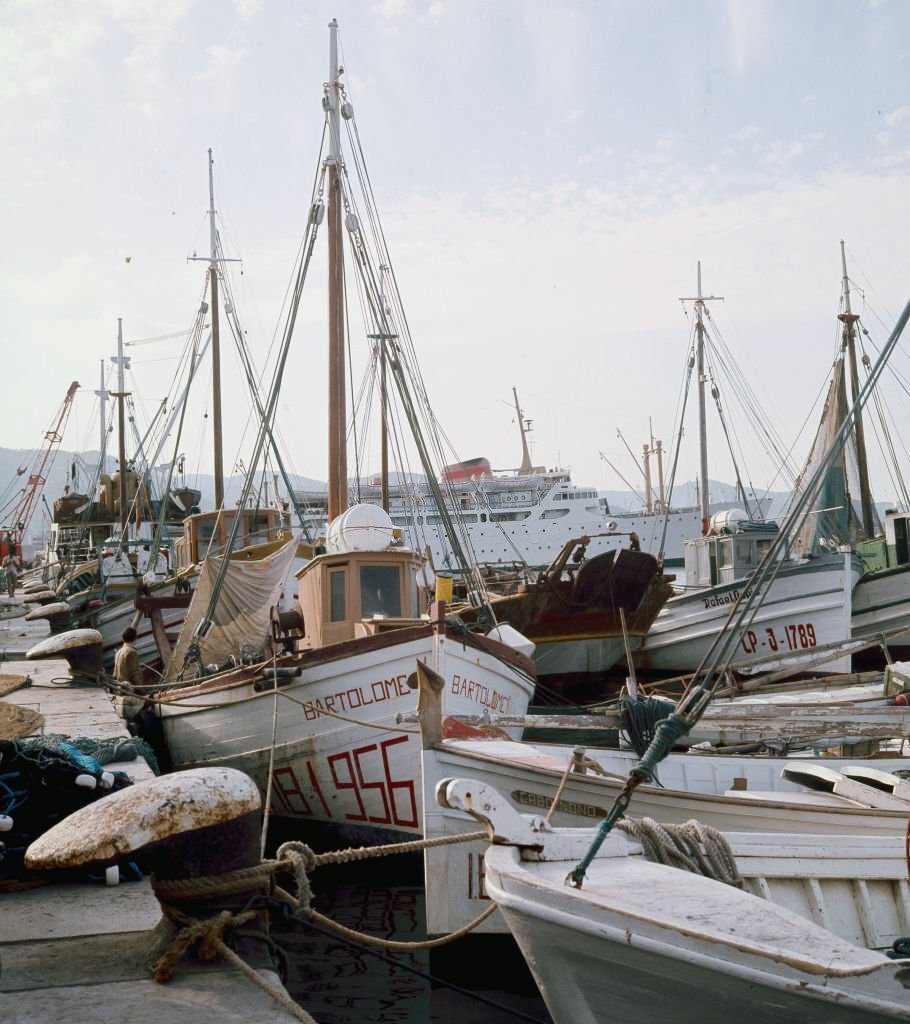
[615,816,743,888]
[153,905,319,1024]
[150,825,495,994]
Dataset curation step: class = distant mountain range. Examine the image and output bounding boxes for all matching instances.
[0,445,829,544]
[0,447,324,542]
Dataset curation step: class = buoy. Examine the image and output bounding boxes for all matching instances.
[895,693,909,706]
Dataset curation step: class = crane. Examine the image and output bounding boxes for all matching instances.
[1,381,80,554]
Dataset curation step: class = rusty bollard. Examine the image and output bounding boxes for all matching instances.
[25,767,276,975]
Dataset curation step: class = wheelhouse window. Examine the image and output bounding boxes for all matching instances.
[330,570,346,621]
[360,565,401,618]
[735,539,753,564]
[248,513,272,543]
[718,539,734,569]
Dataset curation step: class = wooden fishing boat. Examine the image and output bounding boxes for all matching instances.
[636,265,864,677]
[150,21,536,843]
[411,661,910,934]
[457,535,673,702]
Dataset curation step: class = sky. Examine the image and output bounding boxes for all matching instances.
[3,0,910,509]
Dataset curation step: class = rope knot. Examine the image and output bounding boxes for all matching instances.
[275,840,316,911]
[154,907,257,983]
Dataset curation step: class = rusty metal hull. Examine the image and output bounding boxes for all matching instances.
[461,549,673,701]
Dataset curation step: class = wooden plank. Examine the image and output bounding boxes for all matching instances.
[403,701,910,741]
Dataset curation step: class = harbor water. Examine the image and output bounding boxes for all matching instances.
[270,856,553,1024]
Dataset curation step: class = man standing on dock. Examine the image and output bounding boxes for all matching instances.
[2,551,19,598]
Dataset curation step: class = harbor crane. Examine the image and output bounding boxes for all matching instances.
[1,381,80,554]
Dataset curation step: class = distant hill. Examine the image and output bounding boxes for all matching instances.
[600,479,791,519]
[0,446,324,545]
[6,446,892,551]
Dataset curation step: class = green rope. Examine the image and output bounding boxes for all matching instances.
[569,710,692,887]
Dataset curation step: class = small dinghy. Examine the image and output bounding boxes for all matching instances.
[438,777,910,1024]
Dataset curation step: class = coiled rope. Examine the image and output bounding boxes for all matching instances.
[615,816,743,888]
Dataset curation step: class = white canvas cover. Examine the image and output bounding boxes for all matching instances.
[165,534,299,681]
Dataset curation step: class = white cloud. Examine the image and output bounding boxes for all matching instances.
[371,0,411,20]
[723,0,770,76]
[883,105,910,128]
[0,10,101,101]
[565,109,584,125]
[655,132,683,154]
[197,44,247,81]
[731,124,760,142]
[234,0,263,21]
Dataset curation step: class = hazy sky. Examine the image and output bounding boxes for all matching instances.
[3,0,910,507]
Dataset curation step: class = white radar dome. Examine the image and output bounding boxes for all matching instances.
[710,508,748,533]
[326,503,397,554]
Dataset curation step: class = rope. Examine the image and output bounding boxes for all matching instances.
[153,905,318,1024]
[546,746,583,823]
[305,900,496,951]
[616,817,743,888]
[102,674,420,734]
[260,648,280,860]
[150,823,496,1007]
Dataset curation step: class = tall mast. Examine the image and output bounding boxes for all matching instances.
[839,239,875,537]
[187,151,241,512]
[642,443,653,512]
[207,150,225,509]
[111,318,130,534]
[379,264,390,512]
[94,358,108,478]
[681,263,722,535]
[512,387,533,475]
[186,152,239,510]
[326,18,348,522]
[655,438,666,513]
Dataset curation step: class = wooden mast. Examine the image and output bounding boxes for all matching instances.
[681,264,723,535]
[187,150,240,514]
[327,18,347,523]
[112,317,130,535]
[379,265,390,513]
[839,239,876,538]
[207,150,225,510]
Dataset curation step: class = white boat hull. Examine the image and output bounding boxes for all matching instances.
[421,738,910,935]
[159,627,534,839]
[638,552,862,675]
[853,566,910,650]
[486,843,910,1024]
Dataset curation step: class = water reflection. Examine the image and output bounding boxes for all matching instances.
[272,864,551,1023]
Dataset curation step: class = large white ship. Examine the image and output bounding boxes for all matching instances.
[295,391,736,571]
